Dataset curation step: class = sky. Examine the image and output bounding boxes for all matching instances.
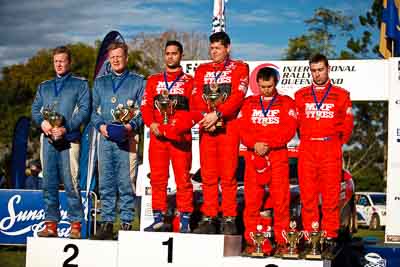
[0,0,375,71]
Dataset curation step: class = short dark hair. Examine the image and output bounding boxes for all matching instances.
[107,41,128,56]
[209,31,231,47]
[53,46,72,62]
[257,67,279,84]
[165,40,183,54]
[309,53,329,67]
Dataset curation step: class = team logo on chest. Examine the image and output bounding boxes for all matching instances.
[305,103,335,119]
[156,81,185,95]
[251,109,280,125]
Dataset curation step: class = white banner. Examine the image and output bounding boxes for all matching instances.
[182,59,389,101]
[385,58,400,243]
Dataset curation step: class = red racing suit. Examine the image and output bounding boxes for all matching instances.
[141,68,194,213]
[238,94,297,245]
[295,80,353,238]
[191,59,249,217]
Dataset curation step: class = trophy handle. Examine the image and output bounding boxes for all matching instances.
[110,109,117,121]
[282,230,288,243]
[304,231,310,241]
[297,231,304,244]
[120,108,129,122]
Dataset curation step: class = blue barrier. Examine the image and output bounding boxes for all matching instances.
[0,189,92,245]
[364,243,400,267]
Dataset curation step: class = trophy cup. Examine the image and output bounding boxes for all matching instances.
[154,90,177,125]
[41,105,64,141]
[249,225,268,257]
[282,220,304,259]
[202,82,228,128]
[111,100,140,125]
[305,222,326,260]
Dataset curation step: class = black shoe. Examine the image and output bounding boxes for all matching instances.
[221,216,237,235]
[120,223,132,231]
[322,238,341,260]
[193,216,217,234]
[144,211,172,232]
[92,222,114,240]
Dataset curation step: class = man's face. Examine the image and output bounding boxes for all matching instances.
[164,45,182,69]
[209,41,230,63]
[109,48,128,74]
[310,61,329,85]
[258,77,277,97]
[53,53,71,76]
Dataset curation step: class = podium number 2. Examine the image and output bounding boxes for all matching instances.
[162,237,173,263]
[63,244,79,267]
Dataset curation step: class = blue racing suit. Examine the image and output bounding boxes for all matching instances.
[91,70,145,224]
[31,73,91,222]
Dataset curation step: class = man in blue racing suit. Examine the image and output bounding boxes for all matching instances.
[91,41,145,240]
[32,46,91,239]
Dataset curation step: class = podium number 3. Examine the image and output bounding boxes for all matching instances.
[162,237,173,263]
[63,244,79,267]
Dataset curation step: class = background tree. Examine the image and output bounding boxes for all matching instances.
[285,8,354,60]
[129,30,209,72]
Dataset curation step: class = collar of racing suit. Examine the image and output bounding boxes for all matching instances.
[55,72,72,81]
[165,67,184,79]
[112,69,128,78]
[312,79,331,91]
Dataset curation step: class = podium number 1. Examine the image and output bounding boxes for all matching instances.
[63,244,79,267]
[162,237,173,263]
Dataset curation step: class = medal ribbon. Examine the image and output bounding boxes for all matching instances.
[53,73,71,97]
[259,94,277,117]
[311,83,332,112]
[112,71,129,94]
[163,71,184,93]
[213,59,229,84]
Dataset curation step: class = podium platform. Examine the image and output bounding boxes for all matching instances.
[26,231,331,267]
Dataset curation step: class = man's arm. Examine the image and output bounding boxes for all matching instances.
[65,80,91,132]
[127,78,146,132]
[340,92,353,144]
[90,79,106,132]
[216,62,249,120]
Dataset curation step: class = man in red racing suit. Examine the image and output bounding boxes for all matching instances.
[238,67,297,256]
[295,54,353,259]
[141,41,194,233]
[191,31,249,235]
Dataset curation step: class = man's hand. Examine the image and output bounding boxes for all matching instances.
[41,120,53,136]
[99,124,109,138]
[150,122,161,136]
[124,123,133,133]
[199,111,218,129]
[254,142,269,156]
[205,125,217,133]
[51,127,67,139]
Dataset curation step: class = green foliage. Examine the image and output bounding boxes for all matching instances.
[285,7,354,60]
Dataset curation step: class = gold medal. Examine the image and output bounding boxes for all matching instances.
[262,119,269,126]
[161,89,169,97]
[316,113,321,120]
[210,82,218,92]
[111,96,117,103]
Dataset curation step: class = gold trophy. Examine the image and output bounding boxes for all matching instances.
[202,82,228,128]
[154,90,177,125]
[282,220,304,259]
[305,222,326,260]
[42,105,64,141]
[249,225,268,257]
[111,99,140,125]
